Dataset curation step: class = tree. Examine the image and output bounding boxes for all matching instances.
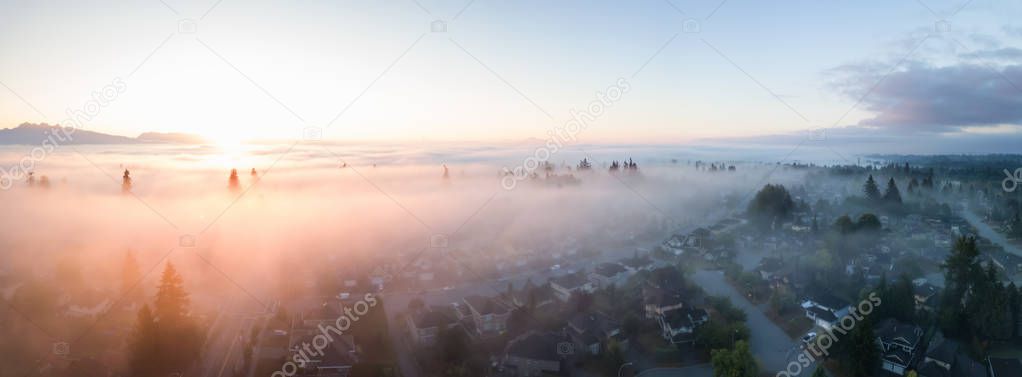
[811,366,828,377]
[122,169,132,193]
[129,305,159,377]
[833,215,855,234]
[228,169,241,191]
[121,251,143,302]
[940,234,981,337]
[143,263,203,374]
[154,263,190,323]
[856,214,882,232]
[747,184,795,228]
[847,319,878,377]
[863,175,881,202]
[622,313,641,338]
[883,178,902,204]
[710,340,757,377]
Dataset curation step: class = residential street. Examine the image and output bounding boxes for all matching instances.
[635,365,712,377]
[691,270,804,374]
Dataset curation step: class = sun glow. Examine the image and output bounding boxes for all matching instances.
[206,133,249,169]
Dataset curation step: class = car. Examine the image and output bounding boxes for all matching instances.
[801,332,817,346]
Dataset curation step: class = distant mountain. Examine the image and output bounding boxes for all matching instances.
[136,131,207,144]
[0,123,204,145]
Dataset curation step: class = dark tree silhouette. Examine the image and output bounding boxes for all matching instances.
[122,169,132,193]
[747,184,795,228]
[228,168,240,191]
[577,158,592,171]
[863,174,881,202]
[883,178,902,204]
[129,263,203,377]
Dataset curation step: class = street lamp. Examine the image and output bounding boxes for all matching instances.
[617,362,634,377]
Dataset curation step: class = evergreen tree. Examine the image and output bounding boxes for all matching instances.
[122,169,132,193]
[122,251,143,302]
[863,175,882,202]
[883,178,902,204]
[148,263,202,374]
[938,236,979,338]
[847,319,878,377]
[129,304,159,377]
[577,158,592,171]
[228,169,241,191]
[154,263,190,323]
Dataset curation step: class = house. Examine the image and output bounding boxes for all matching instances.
[288,330,358,377]
[406,306,459,345]
[502,280,557,312]
[913,282,940,312]
[664,235,687,255]
[566,311,627,355]
[988,357,1022,377]
[462,295,510,336]
[642,285,685,319]
[757,257,786,281]
[916,338,986,377]
[619,254,655,272]
[550,272,593,302]
[657,307,708,344]
[589,263,630,289]
[801,294,851,330]
[502,331,564,377]
[874,318,924,375]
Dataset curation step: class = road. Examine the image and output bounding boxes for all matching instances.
[961,207,1022,257]
[691,270,807,374]
[635,365,712,377]
[197,294,263,377]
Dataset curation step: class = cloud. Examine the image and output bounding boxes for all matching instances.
[831,41,1022,133]
[959,47,1022,61]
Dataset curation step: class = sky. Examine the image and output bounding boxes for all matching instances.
[1,0,1021,150]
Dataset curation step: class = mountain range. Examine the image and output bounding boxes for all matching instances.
[0,123,206,145]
